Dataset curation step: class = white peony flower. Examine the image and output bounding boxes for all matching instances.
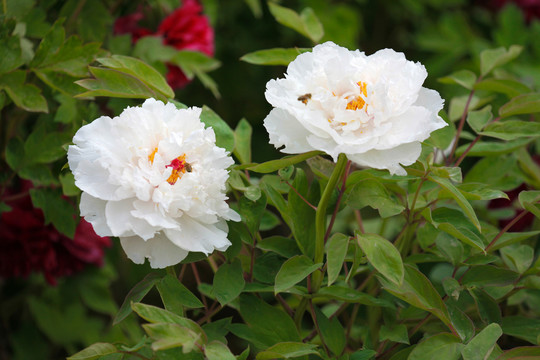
[264,41,447,175]
[68,98,240,268]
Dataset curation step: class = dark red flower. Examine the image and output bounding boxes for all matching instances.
[482,0,540,22]
[113,0,215,89]
[0,181,111,285]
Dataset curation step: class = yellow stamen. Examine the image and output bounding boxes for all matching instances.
[148,147,158,164]
[346,81,368,111]
[166,154,187,185]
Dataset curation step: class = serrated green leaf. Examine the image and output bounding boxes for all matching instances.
[241,48,309,66]
[275,255,321,294]
[357,233,404,285]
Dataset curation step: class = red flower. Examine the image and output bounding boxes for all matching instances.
[114,0,215,89]
[482,0,540,22]
[0,181,111,285]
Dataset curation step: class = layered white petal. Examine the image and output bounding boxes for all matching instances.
[263,41,446,174]
[69,98,239,268]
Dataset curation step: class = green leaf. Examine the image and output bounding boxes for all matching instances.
[29,187,76,237]
[379,265,452,330]
[447,301,475,342]
[480,45,522,76]
[213,259,245,305]
[30,18,65,68]
[379,324,409,345]
[462,265,519,287]
[357,233,404,285]
[97,55,174,98]
[350,349,377,360]
[425,207,485,252]
[239,192,267,235]
[481,120,540,141]
[488,231,540,252]
[143,323,201,352]
[439,70,477,90]
[518,190,540,220]
[114,272,162,325]
[500,244,534,274]
[429,175,481,231]
[244,0,262,17]
[234,118,252,164]
[313,306,346,356]
[315,286,394,308]
[256,342,319,360]
[0,36,23,74]
[238,294,300,344]
[436,233,464,266]
[76,67,165,100]
[346,179,405,218]
[171,50,221,76]
[24,123,70,164]
[157,274,204,312]
[275,255,322,294]
[241,48,309,66]
[5,137,26,171]
[248,151,323,173]
[200,106,235,153]
[499,93,540,117]
[257,236,301,258]
[501,316,540,345]
[466,106,493,133]
[131,302,205,341]
[204,341,236,360]
[495,347,540,360]
[461,323,502,360]
[67,343,117,360]
[474,78,531,98]
[299,7,324,43]
[287,169,318,258]
[326,233,349,286]
[267,3,324,43]
[0,71,48,112]
[468,288,502,325]
[408,333,463,360]
[455,138,533,157]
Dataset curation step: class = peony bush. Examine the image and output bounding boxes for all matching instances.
[1,1,540,360]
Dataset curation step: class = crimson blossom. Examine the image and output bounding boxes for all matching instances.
[0,181,110,285]
[114,0,214,89]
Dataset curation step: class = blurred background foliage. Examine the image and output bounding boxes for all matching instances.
[1,0,540,359]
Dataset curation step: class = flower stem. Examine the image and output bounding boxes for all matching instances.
[312,154,348,293]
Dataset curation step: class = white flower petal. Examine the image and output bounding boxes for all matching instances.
[264,108,315,154]
[347,142,422,176]
[263,41,446,174]
[120,233,189,268]
[70,98,238,268]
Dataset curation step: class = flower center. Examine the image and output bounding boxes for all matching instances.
[346,81,368,111]
[165,154,188,185]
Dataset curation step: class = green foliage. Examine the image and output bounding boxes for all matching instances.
[2,1,540,360]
